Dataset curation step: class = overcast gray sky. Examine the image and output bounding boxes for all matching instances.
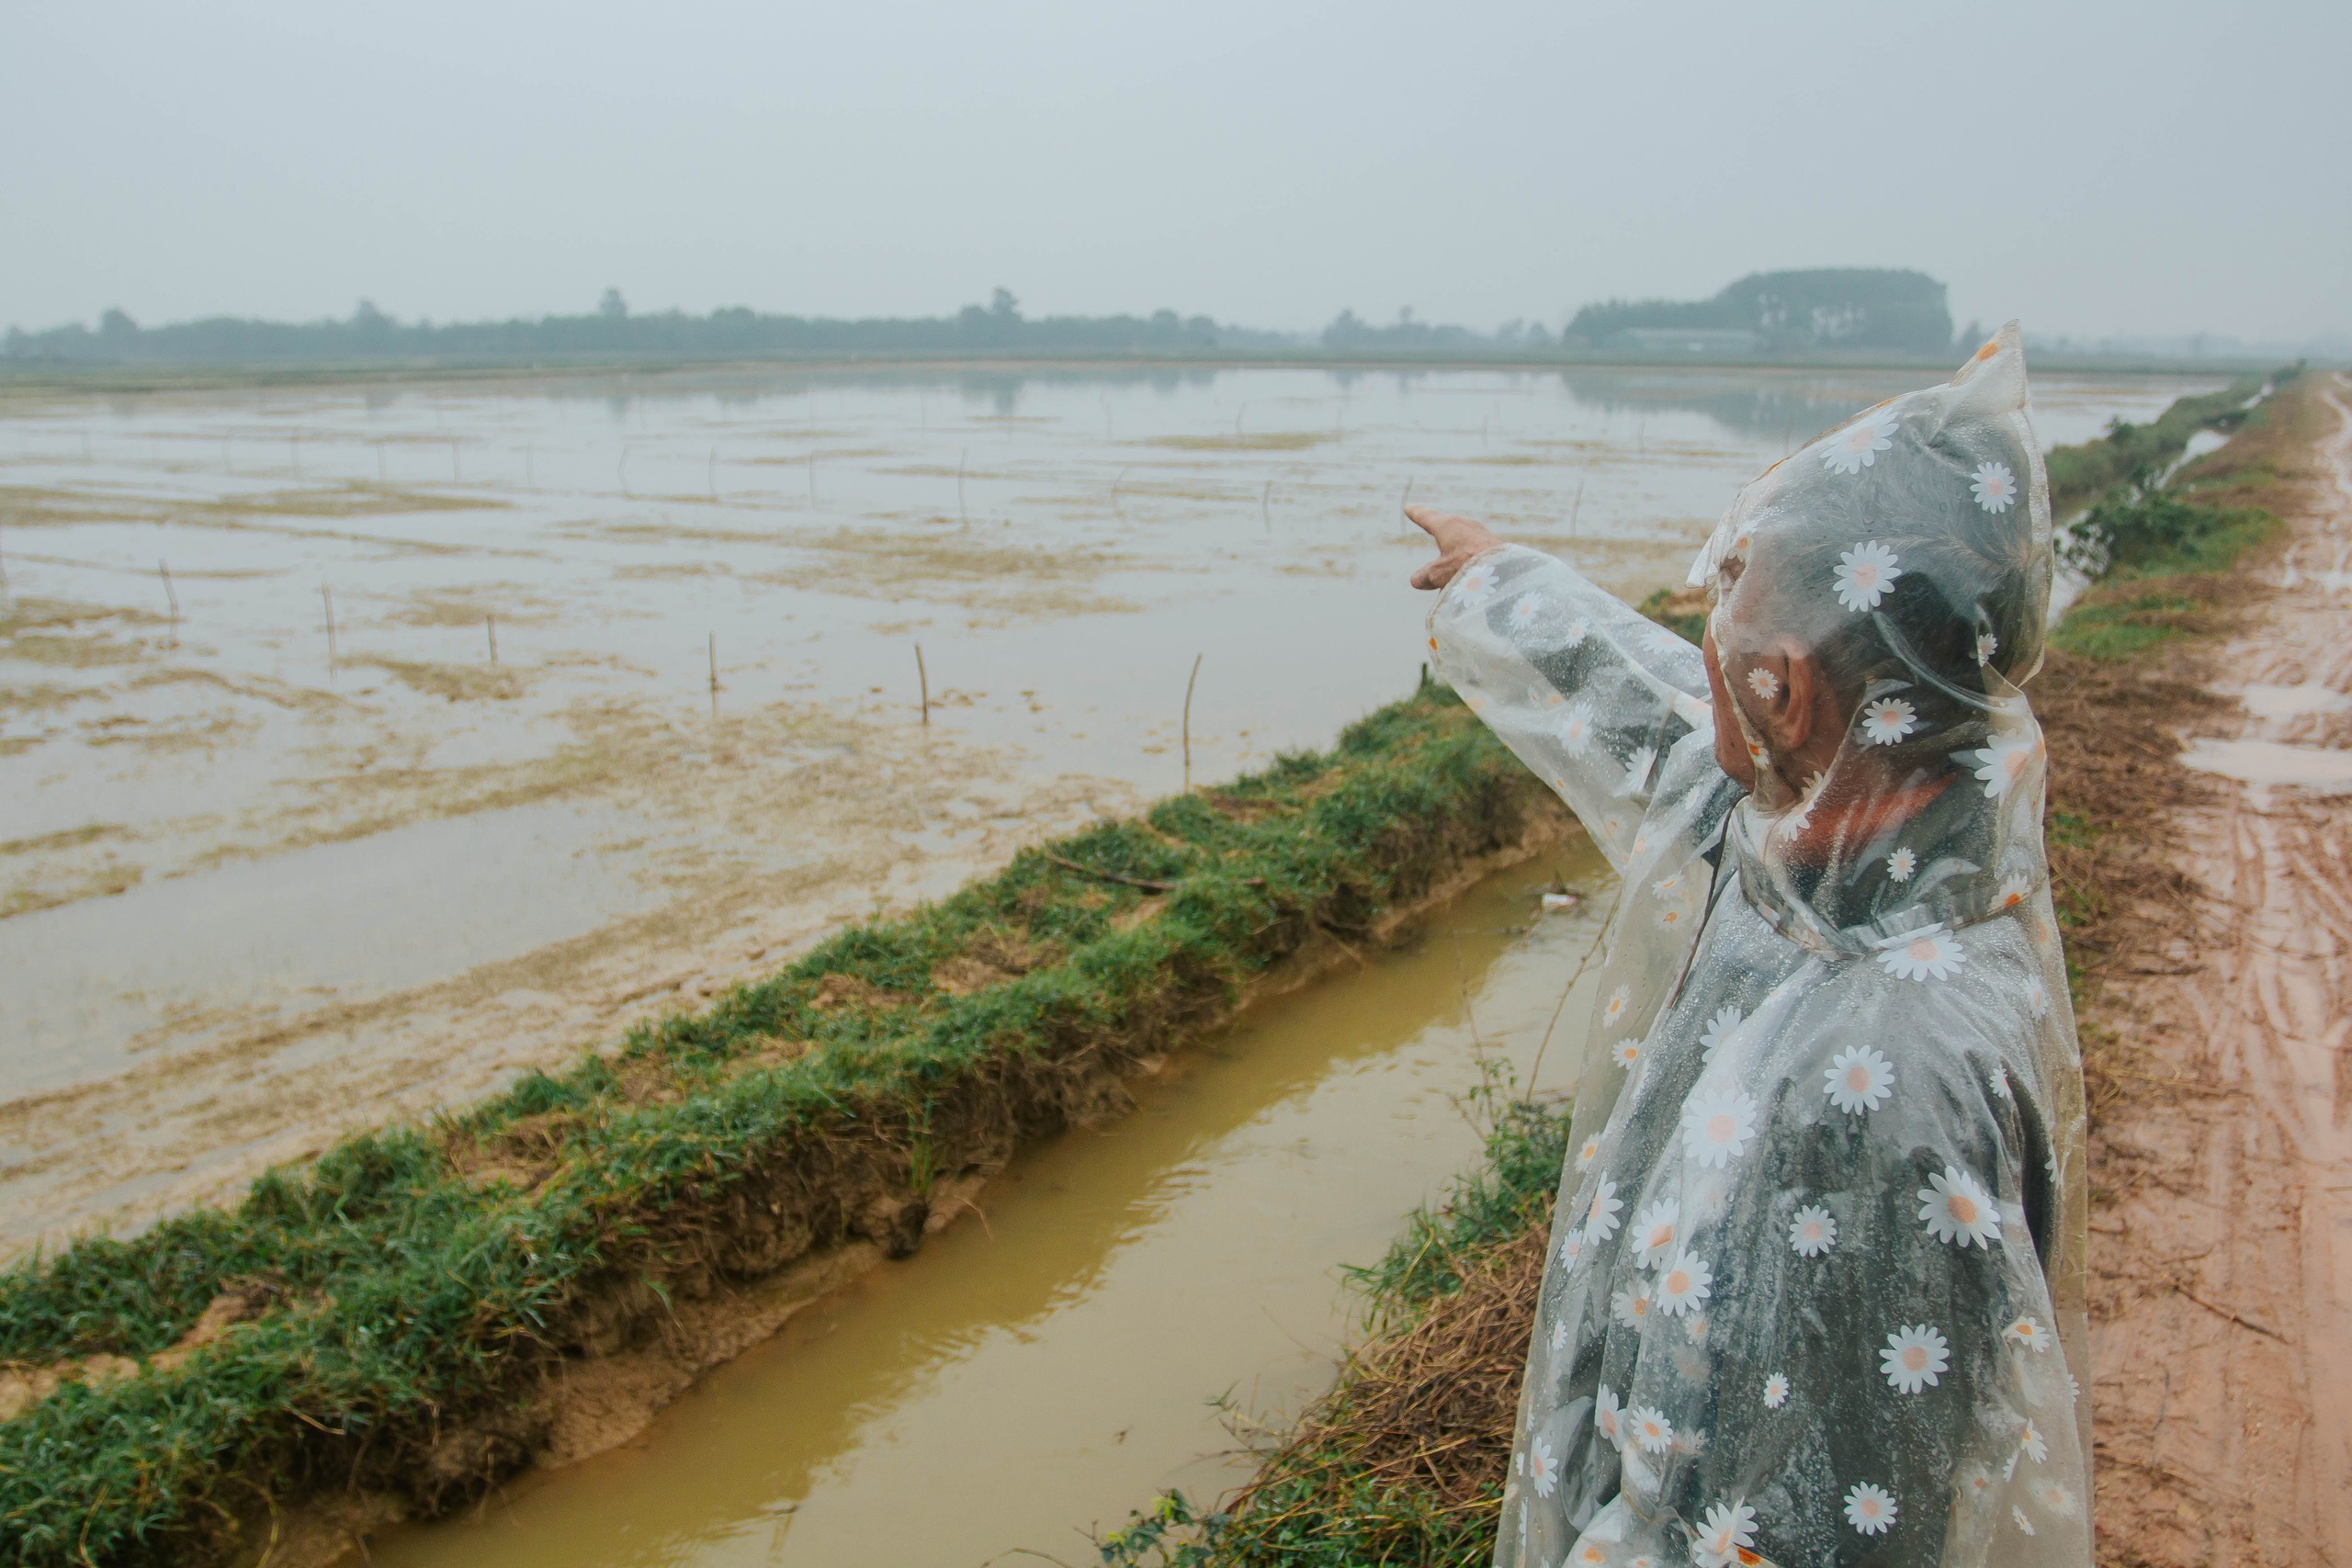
[6,0,2346,342]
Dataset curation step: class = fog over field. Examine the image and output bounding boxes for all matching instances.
[5,0,2347,347]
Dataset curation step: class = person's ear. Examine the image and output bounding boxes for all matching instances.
[1736,645,1809,755]
[1767,645,1818,756]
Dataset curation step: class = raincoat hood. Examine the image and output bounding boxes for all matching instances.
[1698,321,2053,957]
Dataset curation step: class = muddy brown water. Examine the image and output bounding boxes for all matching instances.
[0,366,2218,1257]
[342,851,1609,1568]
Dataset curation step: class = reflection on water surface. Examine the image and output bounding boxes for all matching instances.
[0,365,2218,1253]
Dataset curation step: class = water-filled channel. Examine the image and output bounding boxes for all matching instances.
[350,849,1610,1568]
[0,365,2215,1255]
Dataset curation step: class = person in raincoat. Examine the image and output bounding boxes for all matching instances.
[1408,325,2089,1568]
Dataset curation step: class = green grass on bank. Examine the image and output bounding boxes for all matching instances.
[1109,367,2312,1568]
[2049,484,2279,660]
[0,678,1564,1568]
[2048,368,2307,660]
[2041,371,2272,516]
[1338,1093,1569,1324]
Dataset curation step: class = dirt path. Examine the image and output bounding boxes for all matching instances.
[2089,375,2352,1567]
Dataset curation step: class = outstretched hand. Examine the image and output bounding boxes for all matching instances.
[1406,504,1502,591]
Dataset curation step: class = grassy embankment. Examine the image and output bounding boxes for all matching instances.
[0,683,1566,1568]
[1103,367,2310,1568]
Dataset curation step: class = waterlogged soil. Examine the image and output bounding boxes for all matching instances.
[0,365,2216,1257]
[2089,375,2352,1565]
[326,852,1611,1568]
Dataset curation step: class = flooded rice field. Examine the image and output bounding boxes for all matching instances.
[351,852,1611,1568]
[0,363,2215,1255]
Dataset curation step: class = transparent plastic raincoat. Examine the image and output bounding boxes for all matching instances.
[1429,326,2089,1568]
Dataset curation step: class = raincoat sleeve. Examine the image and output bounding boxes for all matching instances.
[1427,545,1716,870]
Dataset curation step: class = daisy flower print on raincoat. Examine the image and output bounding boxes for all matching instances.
[1680,1088,1759,1167]
[1654,1249,1713,1316]
[1822,405,1900,474]
[1876,923,1966,981]
[1559,698,1599,754]
[1691,1500,1759,1568]
[1965,733,2040,800]
[1919,1165,2002,1247]
[1860,695,1917,744]
[1881,1325,1951,1393]
[1832,540,1903,611]
[1610,1284,1653,1328]
[1527,1432,1560,1497]
[1631,1198,1680,1266]
[2003,1315,2052,1352]
[1823,1046,1896,1113]
[1429,324,2089,1568]
[1971,460,2018,512]
[1615,744,1657,797]
[1698,1005,1744,1061]
[2030,1479,2078,1518]
[1846,1482,1898,1536]
[1583,1175,1623,1243]
[1625,1405,1675,1454]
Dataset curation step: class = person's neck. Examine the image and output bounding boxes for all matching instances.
[1770,763,1954,869]
[1751,732,1843,816]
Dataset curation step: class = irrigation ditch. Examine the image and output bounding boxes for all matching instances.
[0,675,1577,1568]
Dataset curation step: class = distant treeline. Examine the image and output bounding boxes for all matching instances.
[2,270,2036,367]
[1566,269,1962,356]
[3,288,1294,366]
[1318,307,1557,353]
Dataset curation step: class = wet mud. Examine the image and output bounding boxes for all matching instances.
[2088,376,2352,1566]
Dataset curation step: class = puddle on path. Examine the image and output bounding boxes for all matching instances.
[2239,682,2352,723]
[349,850,1611,1568]
[2179,737,2352,795]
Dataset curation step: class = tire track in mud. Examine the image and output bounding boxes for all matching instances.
[2089,377,2352,1567]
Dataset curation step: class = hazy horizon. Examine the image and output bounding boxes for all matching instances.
[7,0,2346,344]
